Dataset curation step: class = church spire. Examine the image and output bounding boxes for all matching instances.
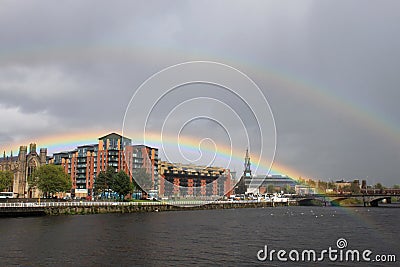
[3,151,5,158]
[244,148,252,177]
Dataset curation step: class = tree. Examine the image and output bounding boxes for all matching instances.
[29,165,71,197]
[282,184,295,194]
[393,184,400,189]
[111,171,134,200]
[94,167,135,200]
[93,172,107,198]
[0,170,13,191]
[327,181,336,190]
[94,167,116,198]
[307,179,316,188]
[341,185,351,193]
[317,180,328,192]
[375,183,384,190]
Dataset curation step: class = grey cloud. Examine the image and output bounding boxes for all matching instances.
[0,0,399,186]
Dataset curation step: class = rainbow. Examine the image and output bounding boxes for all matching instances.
[130,130,313,181]
[134,131,304,177]
[2,128,311,182]
[1,31,395,237]
[1,129,386,233]
[1,48,398,181]
[1,44,399,144]
[2,129,106,156]
[238,61,400,145]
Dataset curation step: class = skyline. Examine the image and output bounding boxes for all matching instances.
[1,1,399,186]
[0,130,396,187]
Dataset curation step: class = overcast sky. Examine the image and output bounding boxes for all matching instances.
[0,0,399,186]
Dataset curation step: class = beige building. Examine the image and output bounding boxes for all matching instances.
[158,161,233,197]
[0,143,47,198]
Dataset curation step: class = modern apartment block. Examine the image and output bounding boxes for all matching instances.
[126,145,159,190]
[2,132,237,199]
[158,161,234,198]
[51,133,158,198]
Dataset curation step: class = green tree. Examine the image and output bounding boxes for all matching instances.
[111,171,134,200]
[375,183,384,190]
[307,179,316,188]
[29,165,71,197]
[317,180,328,192]
[93,172,107,198]
[327,181,336,189]
[0,170,13,191]
[341,185,352,193]
[393,184,400,189]
[282,184,295,194]
[94,167,116,198]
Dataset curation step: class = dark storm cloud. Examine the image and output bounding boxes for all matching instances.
[0,0,399,185]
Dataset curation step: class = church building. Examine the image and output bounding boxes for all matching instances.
[0,143,47,198]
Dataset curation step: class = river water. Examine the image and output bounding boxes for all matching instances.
[0,206,398,266]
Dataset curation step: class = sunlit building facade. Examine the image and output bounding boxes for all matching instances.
[158,161,234,198]
[51,133,158,198]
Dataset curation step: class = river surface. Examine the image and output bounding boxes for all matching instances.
[0,206,398,266]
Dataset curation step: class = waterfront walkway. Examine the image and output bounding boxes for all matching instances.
[1,196,398,217]
[0,200,267,208]
[0,200,284,216]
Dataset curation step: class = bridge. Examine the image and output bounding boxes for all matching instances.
[294,193,399,207]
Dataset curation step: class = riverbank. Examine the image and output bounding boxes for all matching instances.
[0,200,294,217]
[2,200,399,217]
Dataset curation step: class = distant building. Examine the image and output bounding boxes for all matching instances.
[361,180,367,189]
[235,149,251,195]
[295,185,316,195]
[325,188,334,194]
[334,180,352,189]
[0,144,47,198]
[51,133,159,198]
[254,174,297,194]
[235,149,297,194]
[158,161,233,198]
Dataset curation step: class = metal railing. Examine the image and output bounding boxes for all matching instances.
[0,200,271,208]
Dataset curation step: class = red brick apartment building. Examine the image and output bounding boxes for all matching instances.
[2,133,234,199]
[51,133,158,198]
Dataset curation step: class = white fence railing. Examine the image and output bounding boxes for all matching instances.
[0,200,270,208]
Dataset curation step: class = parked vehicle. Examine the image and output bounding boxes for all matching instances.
[0,192,14,199]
